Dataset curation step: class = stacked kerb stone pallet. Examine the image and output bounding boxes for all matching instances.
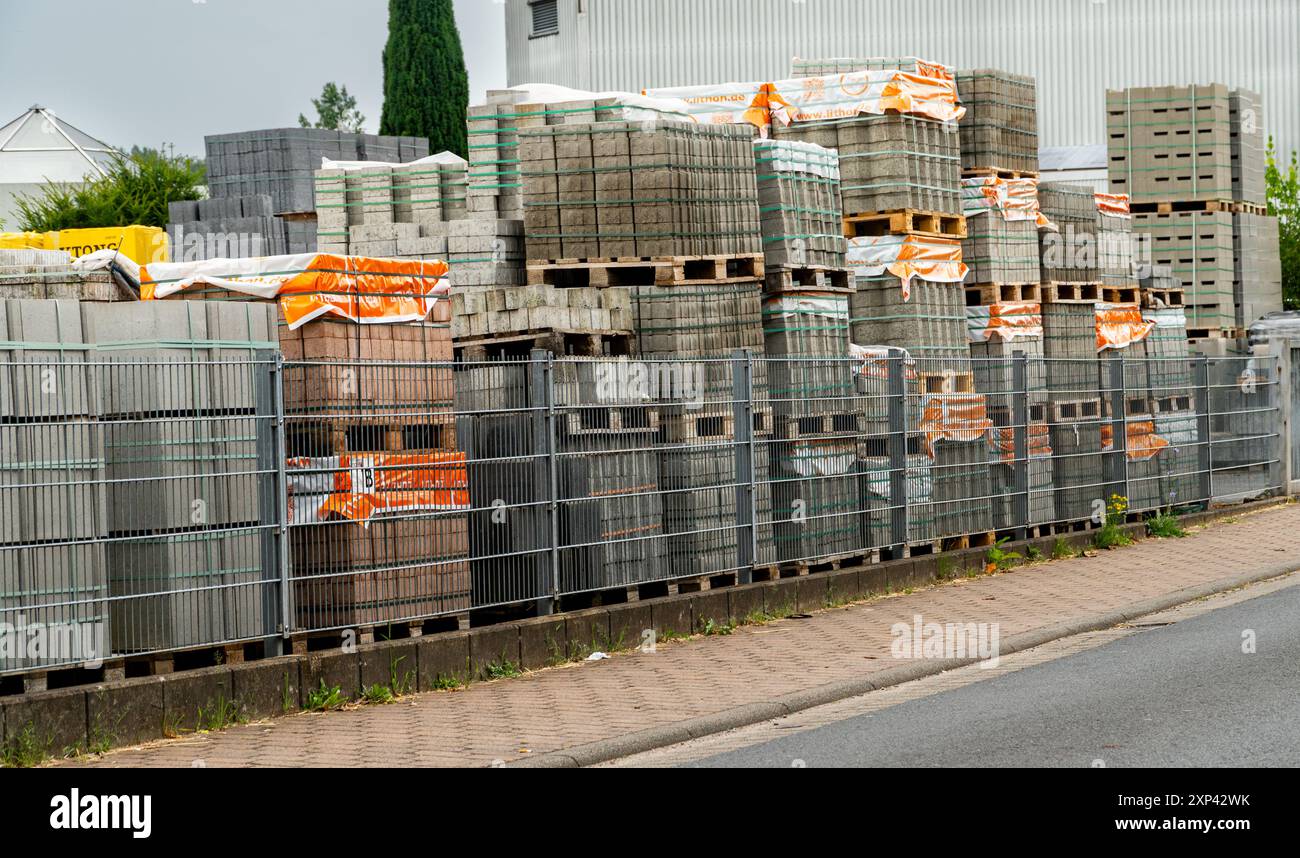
[956,70,1039,175]
[0,300,107,673]
[88,301,279,654]
[1107,84,1282,341]
[753,138,864,566]
[201,128,429,259]
[1139,286,1199,508]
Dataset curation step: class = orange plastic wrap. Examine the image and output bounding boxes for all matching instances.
[140,254,451,330]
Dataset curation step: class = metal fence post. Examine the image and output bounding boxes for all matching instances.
[530,349,558,615]
[886,352,909,553]
[731,349,756,583]
[1106,353,1128,504]
[271,352,292,647]
[1011,351,1029,540]
[1272,340,1294,495]
[1193,356,1214,505]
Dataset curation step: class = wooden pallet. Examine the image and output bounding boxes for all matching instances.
[1187,328,1245,341]
[843,209,968,240]
[962,167,1040,180]
[764,266,853,294]
[669,570,741,595]
[287,616,467,655]
[1041,281,1102,304]
[917,371,976,395]
[1141,287,1186,309]
[526,254,764,288]
[559,405,660,437]
[772,411,862,440]
[1101,285,1141,305]
[942,531,998,551]
[453,328,634,361]
[964,282,1042,306]
[1152,395,1194,414]
[755,547,881,581]
[286,417,457,456]
[1050,398,1102,422]
[1131,199,1267,215]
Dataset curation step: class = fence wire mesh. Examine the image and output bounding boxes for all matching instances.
[0,350,1285,677]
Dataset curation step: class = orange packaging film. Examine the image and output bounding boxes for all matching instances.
[966,302,1044,343]
[917,393,994,457]
[139,254,451,329]
[287,452,470,527]
[1101,421,1170,462]
[847,235,968,300]
[1096,302,1155,352]
[989,422,1054,465]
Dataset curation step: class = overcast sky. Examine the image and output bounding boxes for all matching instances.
[0,0,508,158]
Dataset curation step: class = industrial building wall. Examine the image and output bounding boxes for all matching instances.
[505,0,1300,156]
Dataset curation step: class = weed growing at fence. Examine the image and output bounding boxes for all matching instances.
[699,617,736,636]
[484,655,522,680]
[1052,538,1076,560]
[306,680,347,712]
[986,538,1023,573]
[198,695,245,732]
[429,675,465,691]
[389,655,415,697]
[1094,495,1135,550]
[1,724,50,768]
[361,684,395,705]
[1026,546,1044,563]
[1146,509,1188,539]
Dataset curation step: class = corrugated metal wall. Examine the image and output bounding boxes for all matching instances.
[505,0,1300,156]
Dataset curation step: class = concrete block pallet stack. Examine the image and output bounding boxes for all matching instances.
[0,300,107,672]
[198,128,429,259]
[956,70,1039,175]
[1107,84,1282,342]
[167,196,297,259]
[517,112,770,587]
[1038,182,1103,300]
[1040,298,1103,524]
[313,157,469,260]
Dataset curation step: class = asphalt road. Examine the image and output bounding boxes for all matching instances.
[689,581,1300,768]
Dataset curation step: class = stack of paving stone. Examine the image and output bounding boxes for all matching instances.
[0,249,125,300]
[955,69,1039,174]
[84,301,280,652]
[205,128,428,215]
[451,284,634,344]
[960,179,1041,289]
[455,360,665,600]
[968,303,1054,531]
[753,138,848,275]
[519,119,761,261]
[1229,90,1268,205]
[1097,206,1138,293]
[776,114,962,215]
[1041,302,1104,522]
[314,158,469,257]
[1039,182,1101,285]
[167,195,312,259]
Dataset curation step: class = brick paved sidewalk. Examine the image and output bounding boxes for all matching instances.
[69,503,1300,768]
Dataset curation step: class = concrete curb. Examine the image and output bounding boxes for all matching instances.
[511,557,1300,768]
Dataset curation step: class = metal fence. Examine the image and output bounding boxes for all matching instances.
[0,350,1285,677]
